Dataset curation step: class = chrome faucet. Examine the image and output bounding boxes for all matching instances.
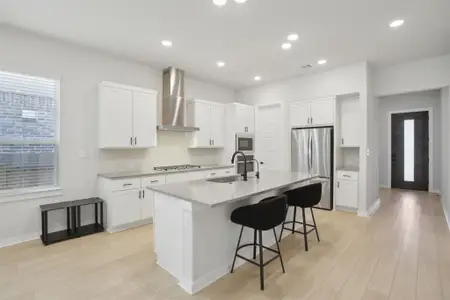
[231,151,248,181]
[252,159,260,179]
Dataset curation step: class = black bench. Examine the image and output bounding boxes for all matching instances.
[40,197,104,245]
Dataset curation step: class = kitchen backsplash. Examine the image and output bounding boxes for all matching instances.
[98,131,223,173]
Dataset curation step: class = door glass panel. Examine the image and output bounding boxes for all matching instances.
[404,119,414,182]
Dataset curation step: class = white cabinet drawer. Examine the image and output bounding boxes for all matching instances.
[141,175,166,187]
[111,178,141,191]
[337,171,358,181]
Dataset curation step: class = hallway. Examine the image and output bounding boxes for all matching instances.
[0,189,449,300]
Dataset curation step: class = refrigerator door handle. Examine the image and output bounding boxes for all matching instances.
[309,132,313,174]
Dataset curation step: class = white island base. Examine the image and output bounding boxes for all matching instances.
[151,174,327,294]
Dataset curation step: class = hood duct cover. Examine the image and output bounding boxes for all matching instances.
[158,67,199,132]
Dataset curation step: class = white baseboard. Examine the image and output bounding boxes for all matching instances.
[379,184,389,189]
[430,189,441,195]
[106,218,152,233]
[357,198,381,218]
[0,232,40,249]
[443,204,450,231]
[187,265,230,295]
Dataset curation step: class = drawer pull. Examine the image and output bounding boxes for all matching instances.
[343,175,351,178]
[150,180,159,183]
[123,183,132,187]
[225,171,230,173]
[211,173,216,176]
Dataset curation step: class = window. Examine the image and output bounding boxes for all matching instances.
[0,71,58,192]
[404,119,414,182]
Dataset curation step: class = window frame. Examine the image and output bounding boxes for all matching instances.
[0,72,61,201]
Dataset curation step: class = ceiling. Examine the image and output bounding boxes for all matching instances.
[0,0,449,89]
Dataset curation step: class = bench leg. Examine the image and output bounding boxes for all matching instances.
[100,203,104,228]
[95,203,98,225]
[66,208,70,233]
[41,211,48,244]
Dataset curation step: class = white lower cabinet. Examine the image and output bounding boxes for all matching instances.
[335,171,359,210]
[98,167,234,232]
[111,189,141,226]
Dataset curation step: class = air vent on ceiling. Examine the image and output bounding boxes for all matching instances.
[301,64,313,69]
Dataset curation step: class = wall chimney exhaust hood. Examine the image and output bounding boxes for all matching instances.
[157,67,199,132]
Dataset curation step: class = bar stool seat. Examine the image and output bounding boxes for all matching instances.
[279,183,322,251]
[230,194,287,290]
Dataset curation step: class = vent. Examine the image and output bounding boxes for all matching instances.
[301,64,313,69]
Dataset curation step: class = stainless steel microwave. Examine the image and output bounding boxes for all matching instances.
[235,133,255,154]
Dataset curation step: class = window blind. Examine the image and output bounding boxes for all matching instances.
[0,71,58,191]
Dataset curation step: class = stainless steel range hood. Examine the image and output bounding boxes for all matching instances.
[157,67,199,132]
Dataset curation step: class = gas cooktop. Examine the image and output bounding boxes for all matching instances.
[153,164,201,172]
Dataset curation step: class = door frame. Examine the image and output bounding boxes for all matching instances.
[387,107,433,191]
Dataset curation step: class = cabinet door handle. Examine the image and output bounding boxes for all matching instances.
[211,173,216,176]
[337,181,340,188]
[123,183,132,187]
[134,137,137,145]
[343,175,351,178]
[142,190,145,198]
[130,137,133,145]
[212,140,215,146]
[139,190,142,199]
[311,117,313,124]
[150,180,159,183]
[209,139,211,146]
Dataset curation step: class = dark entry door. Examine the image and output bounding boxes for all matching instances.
[391,111,429,191]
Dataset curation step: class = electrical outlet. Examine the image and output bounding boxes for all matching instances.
[366,148,370,156]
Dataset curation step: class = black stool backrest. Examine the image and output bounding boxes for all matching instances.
[230,194,287,231]
[285,182,322,208]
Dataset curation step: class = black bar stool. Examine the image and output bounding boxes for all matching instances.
[279,183,322,251]
[230,194,287,290]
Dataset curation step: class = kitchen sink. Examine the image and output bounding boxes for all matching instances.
[207,175,241,183]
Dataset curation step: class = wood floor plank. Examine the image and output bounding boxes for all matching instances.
[0,189,449,300]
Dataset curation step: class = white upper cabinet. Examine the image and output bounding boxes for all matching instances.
[290,101,311,127]
[290,97,335,127]
[235,103,255,133]
[310,98,334,126]
[187,99,226,148]
[339,96,360,147]
[132,91,157,148]
[210,103,225,147]
[99,82,158,149]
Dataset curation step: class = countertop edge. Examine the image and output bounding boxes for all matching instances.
[147,176,324,207]
[98,165,234,179]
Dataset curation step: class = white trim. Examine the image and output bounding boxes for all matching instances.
[100,81,158,95]
[0,231,40,249]
[443,204,450,231]
[387,107,433,191]
[379,184,389,188]
[0,186,62,203]
[357,198,380,217]
[430,189,441,195]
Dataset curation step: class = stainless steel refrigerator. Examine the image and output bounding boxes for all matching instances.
[291,126,333,210]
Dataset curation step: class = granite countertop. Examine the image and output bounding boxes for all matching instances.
[98,164,235,179]
[147,171,328,207]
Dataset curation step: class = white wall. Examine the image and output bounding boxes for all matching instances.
[374,54,450,97]
[378,90,442,192]
[237,62,371,215]
[441,86,450,227]
[0,25,235,247]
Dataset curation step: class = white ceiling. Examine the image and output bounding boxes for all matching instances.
[0,0,449,89]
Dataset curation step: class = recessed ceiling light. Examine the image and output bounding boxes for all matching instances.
[161,40,172,47]
[213,0,227,6]
[390,19,404,28]
[287,33,299,41]
[254,76,261,81]
[234,0,248,3]
[217,61,225,68]
[281,43,292,50]
[318,59,327,65]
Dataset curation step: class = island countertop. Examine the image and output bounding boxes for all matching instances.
[147,171,328,207]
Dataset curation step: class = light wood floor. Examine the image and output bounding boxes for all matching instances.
[1,189,450,300]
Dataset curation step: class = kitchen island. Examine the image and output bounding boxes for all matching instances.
[147,171,327,294]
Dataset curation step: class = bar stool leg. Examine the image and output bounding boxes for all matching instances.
[273,228,285,273]
[253,229,257,259]
[292,206,297,234]
[302,208,308,251]
[230,225,244,273]
[258,230,264,290]
[310,207,320,242]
